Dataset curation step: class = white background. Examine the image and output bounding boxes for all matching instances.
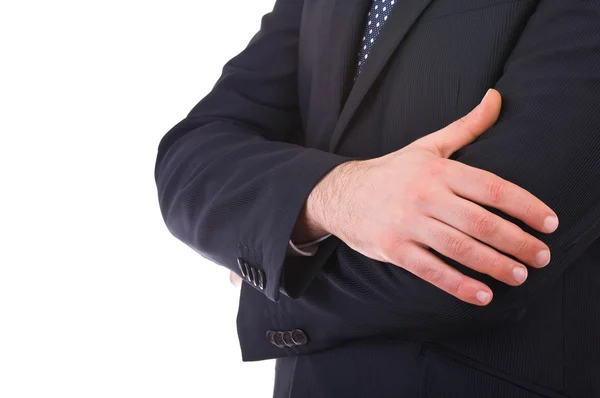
[1,1,277,396]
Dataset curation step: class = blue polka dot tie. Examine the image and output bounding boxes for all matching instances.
[357,0,398,76]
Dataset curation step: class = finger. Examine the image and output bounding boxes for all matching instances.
[446,160,559,236]
[412,89,502,158]
[411,216,530,286]
[426,192,551,269]
[388,242,493,306]
[230,271,243,288]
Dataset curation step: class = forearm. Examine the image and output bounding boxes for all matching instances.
[155,0,360,302]
[156,119,354,301]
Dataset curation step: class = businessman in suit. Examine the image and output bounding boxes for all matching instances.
[154,0,600,396]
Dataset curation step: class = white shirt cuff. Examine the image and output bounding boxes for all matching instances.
[287,234,332,256]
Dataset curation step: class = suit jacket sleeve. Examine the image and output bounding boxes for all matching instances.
[154,0,356,302]
[438,0,600,327]
[298,0,600,339]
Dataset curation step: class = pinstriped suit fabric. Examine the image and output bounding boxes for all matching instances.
[155,0,600,396]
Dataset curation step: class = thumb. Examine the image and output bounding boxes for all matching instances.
[412,89,502,158]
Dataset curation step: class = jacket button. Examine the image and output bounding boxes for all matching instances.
[272,331,286,348]
[282,331,295,347]
[291,329,308,346]
[266,330,276,345]
[249,266,259,287]
[257,269,265,291]
[246,266,255,284]
[237,258,248,278]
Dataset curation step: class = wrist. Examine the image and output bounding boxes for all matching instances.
[290,203,328,243]
[303,159,367,239]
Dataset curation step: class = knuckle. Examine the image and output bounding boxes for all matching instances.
[420,264,443,285]
[445,235,472,258]
[415,188,430,204]
[485,179,508,204]
[471,213,498,237]
[457,117,477,138]
[425,159,445,177]
[414,186,439,208]
[522,200,536,218]
[514,237,530,255]
[445,277,464,296]
[486,253,502,275]
[377,232,408,259]
[402,252,440,284]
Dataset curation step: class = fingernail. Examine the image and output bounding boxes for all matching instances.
[536,250,551,267]
[476,290,492,304]
[480,89,491,103]
[512,267,528,284]
[543,216,559,233]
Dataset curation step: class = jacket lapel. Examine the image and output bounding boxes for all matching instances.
[329,0,435,153]
[321,0,372,123]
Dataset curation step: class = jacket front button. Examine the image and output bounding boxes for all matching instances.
[291,329,308,346]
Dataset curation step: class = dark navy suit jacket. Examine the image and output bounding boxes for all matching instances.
[154,0,600,396]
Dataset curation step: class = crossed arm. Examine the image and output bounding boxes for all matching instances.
[298,0,600,338]
[155,0,600,338]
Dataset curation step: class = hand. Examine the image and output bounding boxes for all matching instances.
[305,89,559,306]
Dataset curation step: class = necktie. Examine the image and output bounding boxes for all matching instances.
[356,0,397,76]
